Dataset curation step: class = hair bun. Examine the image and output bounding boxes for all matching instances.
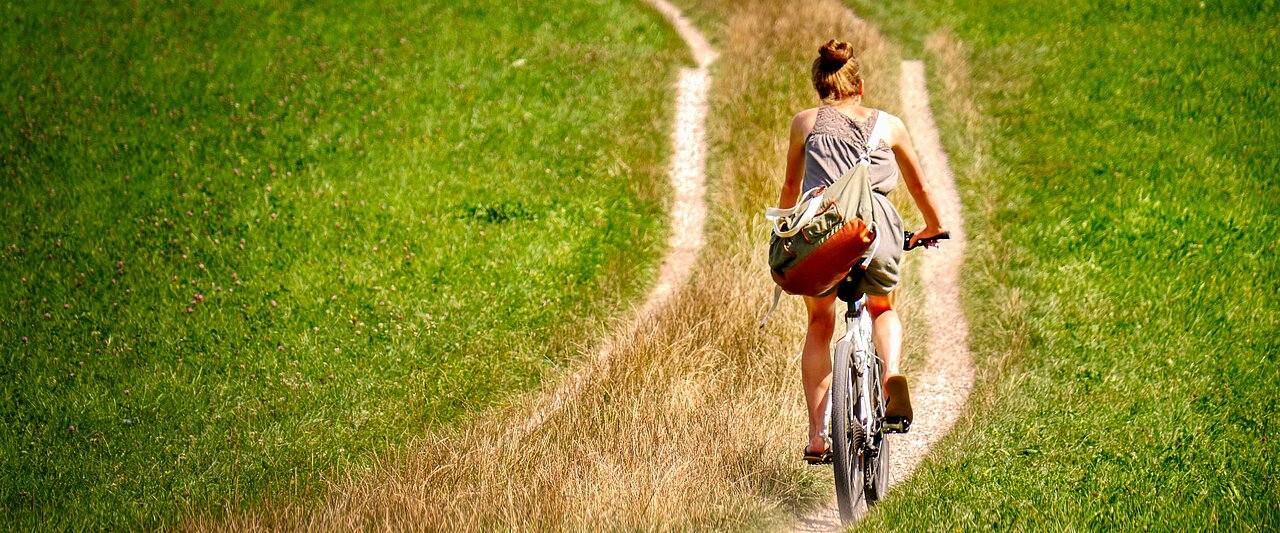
[818,40,854,66]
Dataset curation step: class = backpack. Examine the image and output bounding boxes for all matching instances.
[761,113,887,326]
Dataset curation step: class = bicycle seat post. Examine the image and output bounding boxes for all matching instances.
[848,297,864,321]
[836,269,864,318]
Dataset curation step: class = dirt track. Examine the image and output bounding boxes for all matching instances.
[515,0,715,437]
[639,0,716,316]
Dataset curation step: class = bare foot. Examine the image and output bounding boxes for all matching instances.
[805,435,829,455]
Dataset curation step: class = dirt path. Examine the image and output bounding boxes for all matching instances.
[639,0,717,316]
[517,0,715,436]
[791,59,974,532]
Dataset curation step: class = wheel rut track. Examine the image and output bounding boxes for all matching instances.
[517,0,716,438]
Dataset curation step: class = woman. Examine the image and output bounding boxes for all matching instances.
[778,40,947,462]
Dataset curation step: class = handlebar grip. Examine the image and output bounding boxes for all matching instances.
[903,230,951,251]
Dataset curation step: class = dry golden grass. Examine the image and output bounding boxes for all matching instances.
[186,0,908,530]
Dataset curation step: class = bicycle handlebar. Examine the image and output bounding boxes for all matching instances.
[837,230,951,305]
[903,230,951,251]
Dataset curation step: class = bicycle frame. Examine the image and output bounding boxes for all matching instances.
[828,293,889,522]
[840,297,881,455]
[825,231,943,522]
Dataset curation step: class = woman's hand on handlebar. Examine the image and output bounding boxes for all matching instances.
[905,226,950,250]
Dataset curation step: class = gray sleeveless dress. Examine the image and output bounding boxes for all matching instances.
[802,106,905,296]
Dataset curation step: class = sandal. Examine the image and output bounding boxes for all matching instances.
[803,436,833,465]
[884,374,913,433]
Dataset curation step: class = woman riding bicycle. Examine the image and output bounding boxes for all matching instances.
[779,40,947,462]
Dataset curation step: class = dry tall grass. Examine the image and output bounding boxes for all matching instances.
[187,0,904,529]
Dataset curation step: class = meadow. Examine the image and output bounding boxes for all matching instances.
[848,0,1280,528]
[190,0,911,528]
[0,0,683,528]
[6,0,1276,529]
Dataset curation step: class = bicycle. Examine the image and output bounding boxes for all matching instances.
[828,230,949,523]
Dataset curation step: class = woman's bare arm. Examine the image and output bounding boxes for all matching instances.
[778,109,818,209]
[886,115,946,246]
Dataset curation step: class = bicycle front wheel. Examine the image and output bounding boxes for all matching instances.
[865,355,891,504]
[830,339,865,523]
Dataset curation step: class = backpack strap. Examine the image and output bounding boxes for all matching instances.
[759,285,784,329]
[860,110,890,162]
[861,221,881,268]
[855,110,890,263]
[765,186,825,238]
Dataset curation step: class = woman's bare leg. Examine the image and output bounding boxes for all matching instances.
[867,291,914,421]
[802,292,839,453]
[866,292,901,376]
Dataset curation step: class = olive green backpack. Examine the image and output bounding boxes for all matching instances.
[761,117,886,326]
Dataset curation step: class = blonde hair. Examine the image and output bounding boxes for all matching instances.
[812,39,863,103]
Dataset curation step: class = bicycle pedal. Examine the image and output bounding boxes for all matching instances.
[883,417,912,434]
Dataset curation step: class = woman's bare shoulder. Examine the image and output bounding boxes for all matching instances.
[876,110,909,144]
[790,107,822,135]
[875,109,905,128]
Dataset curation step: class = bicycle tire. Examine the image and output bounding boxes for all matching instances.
[865,354,891,504]
[830,338,865,523]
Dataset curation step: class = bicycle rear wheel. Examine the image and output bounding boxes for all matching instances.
[830,339,865,523]
[865,354,891,504]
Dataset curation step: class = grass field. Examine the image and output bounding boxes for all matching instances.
[191,0,918,529]
[846,0,1280,528]
[7,0,1276,529]
[0,0,683,528]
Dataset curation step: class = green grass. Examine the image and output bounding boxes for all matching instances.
[846,0,1280,528]
[0,0,683,528]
